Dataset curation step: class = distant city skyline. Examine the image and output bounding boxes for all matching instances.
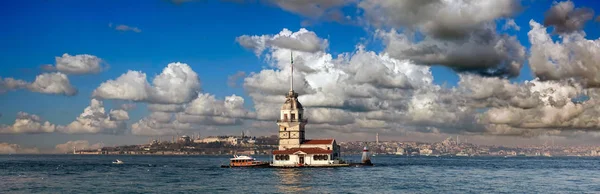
[2,0,600,152]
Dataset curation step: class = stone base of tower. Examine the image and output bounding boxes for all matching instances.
[269,163,350,168]
[270,147,348,168]
[271,143,348,168]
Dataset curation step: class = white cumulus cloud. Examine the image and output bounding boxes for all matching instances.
[28,73,77,96]
[92,71,150,101]
[50,53,105,75]
[131,115,192,136]
[0,143,40,154]
[0,112,56,134]
[92,62,200,104]
[185,93,254,119]
[58,99,128,134]
[236,28,329,55]
[528,20,600,87]
[237,27,600,138]
[0,77,28,94]
[1,73,77,96]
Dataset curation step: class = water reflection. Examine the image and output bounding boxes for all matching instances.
[275,169,311,193]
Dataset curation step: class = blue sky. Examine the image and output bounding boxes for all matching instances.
[0,0,371,124]
[2,0,600,150]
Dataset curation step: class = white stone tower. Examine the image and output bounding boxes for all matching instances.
[361,146,372,164]
[277,51,307,150]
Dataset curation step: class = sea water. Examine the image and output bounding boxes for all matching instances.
[2,155,600,193]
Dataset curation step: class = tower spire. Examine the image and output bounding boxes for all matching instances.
[290,51,294,92]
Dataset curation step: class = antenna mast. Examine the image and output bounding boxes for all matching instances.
[290,51,294,92]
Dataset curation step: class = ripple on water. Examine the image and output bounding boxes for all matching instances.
[1,155,600,193]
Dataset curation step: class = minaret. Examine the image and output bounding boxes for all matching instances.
[277,51,307,150]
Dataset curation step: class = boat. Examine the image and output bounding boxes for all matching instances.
[456,152,469,157]
[221,155,270,168]
[112,159,124,164]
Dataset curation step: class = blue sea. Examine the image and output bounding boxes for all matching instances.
[1,155,600,193]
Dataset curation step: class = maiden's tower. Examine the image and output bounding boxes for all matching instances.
[271,52,347,167]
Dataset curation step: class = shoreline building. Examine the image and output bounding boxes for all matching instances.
[271,52,343,167]
[193,135,256,146]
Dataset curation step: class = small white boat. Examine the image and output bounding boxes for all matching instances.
[456,152,469,157]
[112,159,124,164]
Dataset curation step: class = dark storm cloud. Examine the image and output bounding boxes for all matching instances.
[543,0,595,34]
[380,26,526,78]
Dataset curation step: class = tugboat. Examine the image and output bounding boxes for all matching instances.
[221,155,270,168]
[350,146,374,167]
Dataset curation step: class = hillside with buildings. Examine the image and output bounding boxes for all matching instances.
[74,134,600,157]
[340,136,600,157]
[75,133,278,155]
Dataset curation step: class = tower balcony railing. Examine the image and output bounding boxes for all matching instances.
[276,118,308,123]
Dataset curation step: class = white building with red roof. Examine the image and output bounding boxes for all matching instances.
[271,52,343,167]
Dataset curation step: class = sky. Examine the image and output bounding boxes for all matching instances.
[2,0,600,153]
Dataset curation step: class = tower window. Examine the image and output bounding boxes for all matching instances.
[299,113,302,120]
[291,113,295,120]
[284,127,287,131]
[284,114,288,120]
